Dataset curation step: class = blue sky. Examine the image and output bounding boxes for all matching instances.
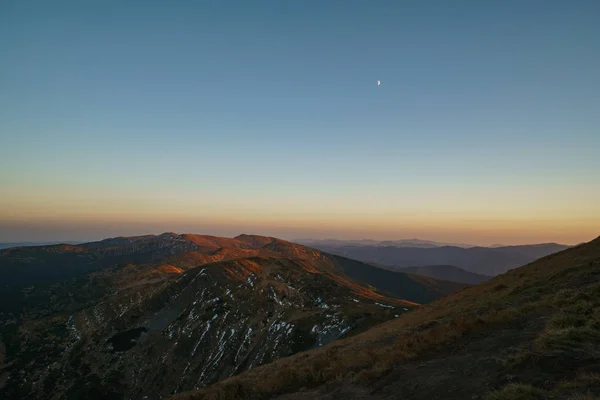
[1,0,599,244]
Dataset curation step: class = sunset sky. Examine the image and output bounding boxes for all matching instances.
[1,1,599,245]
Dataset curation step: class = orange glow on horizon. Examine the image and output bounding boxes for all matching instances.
[1,188,598,246]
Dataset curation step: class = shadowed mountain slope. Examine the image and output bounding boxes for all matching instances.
[171,235,600,400]
[0,233,465,400]
[0,233,464,308]
[385,265,492,284]
[0,241,83,250]
[328,256,469,302]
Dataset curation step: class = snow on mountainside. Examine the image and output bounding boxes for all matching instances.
[0,233,465,400]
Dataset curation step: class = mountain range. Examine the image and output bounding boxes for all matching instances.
[295,238,475,249]
[300,241,570,276]
[0,241,83,250]
[0,233,466,400]
[172,235,600,400]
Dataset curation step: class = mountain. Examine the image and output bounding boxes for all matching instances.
[305,242,570,276]
[377,239,474,248]
[0,241,82,250]
[295,238,474,249]
[294,239,382,247]
[385,265,491,284]
[0,233,466,307]
[172,235,600,400]
[0,233,465,400]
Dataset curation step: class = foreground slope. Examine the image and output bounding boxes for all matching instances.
[0,233,465,399]
[173,235,600,400]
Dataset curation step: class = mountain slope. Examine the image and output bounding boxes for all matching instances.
[386,265,491,284]
[0,233,465,400]
[0,233,463,310]
[172,235,600,400]
[308,243,570,276]
[328,256,469,302]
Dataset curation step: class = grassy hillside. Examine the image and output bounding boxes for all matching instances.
[172,235,600,400]
[329,256,468,303]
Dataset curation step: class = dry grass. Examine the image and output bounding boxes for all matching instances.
[557,373,600,392]
[483,383,550,400]
[532,290,600,361]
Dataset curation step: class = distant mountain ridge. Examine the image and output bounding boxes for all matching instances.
[295,238,570,249]
[295,238,474,248]
[299,241,571,276]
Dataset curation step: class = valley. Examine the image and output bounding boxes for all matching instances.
[172,235,600,400]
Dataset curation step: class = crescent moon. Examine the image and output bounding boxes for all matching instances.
[377,80,381,86]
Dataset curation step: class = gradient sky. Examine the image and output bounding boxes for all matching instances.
[1,0,599,245]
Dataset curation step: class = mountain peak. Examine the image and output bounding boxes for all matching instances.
[234,234,278,248]
[158,232,179,238]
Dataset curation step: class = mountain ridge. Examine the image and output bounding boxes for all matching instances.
[0,233,467,400]
[170,235,600,400]
[302,242,571,276]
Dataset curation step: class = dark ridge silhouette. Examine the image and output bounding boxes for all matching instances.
[0,233,467,400]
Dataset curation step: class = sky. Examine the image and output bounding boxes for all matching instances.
[1,0,599,246]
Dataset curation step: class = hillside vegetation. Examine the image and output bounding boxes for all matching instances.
[0,234,466,399]
[172,236,600,400]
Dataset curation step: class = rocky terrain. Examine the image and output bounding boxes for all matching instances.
[172,236,600,400]
[0,233,465,399]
